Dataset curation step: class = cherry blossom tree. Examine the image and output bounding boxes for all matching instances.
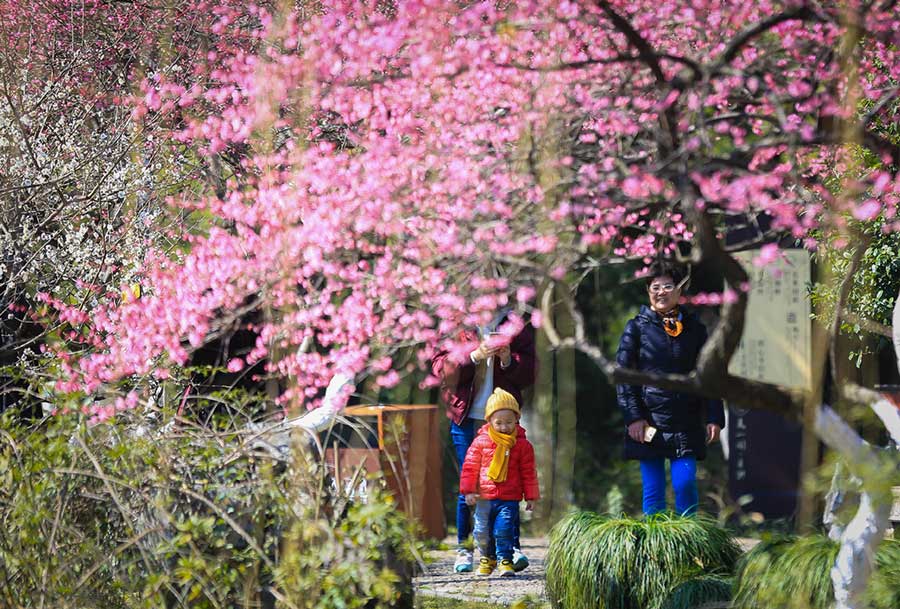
[10,2,900,604]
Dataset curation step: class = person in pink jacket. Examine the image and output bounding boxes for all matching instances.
[460,388,540,577]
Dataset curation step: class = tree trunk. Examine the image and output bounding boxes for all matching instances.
[817,334,900,609]
[831,492,891,609]
[525,283,578,530]
[553,299,577,521]
[527,297,556,530]
[814,405,886,609]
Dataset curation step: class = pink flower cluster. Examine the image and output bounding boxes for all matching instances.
[20,0,900,417]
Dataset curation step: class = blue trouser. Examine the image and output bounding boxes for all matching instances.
[639,456,698,516]
[473,499,518,561]
[451,419,522,548]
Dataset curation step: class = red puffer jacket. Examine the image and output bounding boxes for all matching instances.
[459,424,540,501]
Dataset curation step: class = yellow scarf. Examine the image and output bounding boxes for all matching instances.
[487,427,517,482]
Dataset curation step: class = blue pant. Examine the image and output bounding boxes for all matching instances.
[450,419,522,548]
[473,499,518,561]
[639,456,698,516]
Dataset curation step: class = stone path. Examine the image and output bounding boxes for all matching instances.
[414,536,760,606]
[414,537,549,606]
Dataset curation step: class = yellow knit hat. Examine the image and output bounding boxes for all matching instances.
[485,388,520,420]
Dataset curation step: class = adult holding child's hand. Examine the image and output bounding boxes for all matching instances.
[615,261,725,517]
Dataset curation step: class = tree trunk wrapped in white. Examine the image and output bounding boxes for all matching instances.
[816,290,900,609]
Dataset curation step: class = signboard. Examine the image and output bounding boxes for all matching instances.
[727,249,811,519]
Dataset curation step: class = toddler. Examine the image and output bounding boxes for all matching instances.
[460,388,539,576]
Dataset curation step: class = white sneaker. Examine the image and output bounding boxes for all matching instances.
[512,548,529,572]
[453,548,474,573]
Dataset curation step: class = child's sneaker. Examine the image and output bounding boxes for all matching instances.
[512,548,529,572]
[476,557,497,576]
[498,559,516,577]
[453,549,473,573]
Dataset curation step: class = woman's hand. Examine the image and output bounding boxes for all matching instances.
[627,419,648,443]
[472,341,511,366]
[470,344,491,363]
[706,424,721,444]
[496,345,511,367]
[465,493,478,506]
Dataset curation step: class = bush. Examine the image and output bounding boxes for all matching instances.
[0,405,420,609]
[545,511,741,609]
[734,534,900,609]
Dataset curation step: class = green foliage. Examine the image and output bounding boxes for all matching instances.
[733,534,900,609]
[810,220,900,365]
[0,405,420,608]
[545,511,741,609]
[276,492,417,609]
[868,537,900,609]
[659,574,733,609]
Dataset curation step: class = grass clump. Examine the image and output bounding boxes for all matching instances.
[659,574,733,609]
[545,511,740,609]
[734,534,900,609]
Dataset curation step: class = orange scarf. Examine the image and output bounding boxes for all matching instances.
[662,308,683,337]
[487,427,517,482]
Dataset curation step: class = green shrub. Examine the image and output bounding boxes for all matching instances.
[733,534,900,609]
[0,405,420,609]
[545,511,741,609]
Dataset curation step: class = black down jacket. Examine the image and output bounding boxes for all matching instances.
[615,305,725,461]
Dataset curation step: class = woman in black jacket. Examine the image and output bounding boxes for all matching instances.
[615,261,725,516]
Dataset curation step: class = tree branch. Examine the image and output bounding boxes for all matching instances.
[712,6,815,70]
[682,200,750,385]
[840,309,893,339]
[831,235,872,375]
[594,0,679,153]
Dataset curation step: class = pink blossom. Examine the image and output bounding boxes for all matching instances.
[753,244,783,267]
[853,199,881,221]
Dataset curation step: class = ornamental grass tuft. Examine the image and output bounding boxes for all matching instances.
[733,534,900,609]
[659,574,733,609]
[545,511,741,609]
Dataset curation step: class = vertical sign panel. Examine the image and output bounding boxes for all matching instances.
[727,250,811,518]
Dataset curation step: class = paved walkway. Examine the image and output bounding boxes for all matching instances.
[414,537,549,606]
